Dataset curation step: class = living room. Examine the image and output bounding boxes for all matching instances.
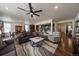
[0,3,79,56]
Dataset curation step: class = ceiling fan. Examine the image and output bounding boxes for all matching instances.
[17,3,43,17]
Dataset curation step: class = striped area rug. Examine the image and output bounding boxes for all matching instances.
[21,40,58,56]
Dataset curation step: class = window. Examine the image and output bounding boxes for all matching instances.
[0,30,1,34]
[4,23,11,33]
[25,25,29,32]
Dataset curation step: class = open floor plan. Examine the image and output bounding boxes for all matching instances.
[0,3,79,56]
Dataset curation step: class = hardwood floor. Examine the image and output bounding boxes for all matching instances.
[54,34,74,56]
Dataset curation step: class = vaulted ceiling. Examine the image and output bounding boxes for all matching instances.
[0,3,79,23]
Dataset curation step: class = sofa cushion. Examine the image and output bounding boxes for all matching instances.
[48,35,54,42]
[18,37,30,44]
[48,35,60,42]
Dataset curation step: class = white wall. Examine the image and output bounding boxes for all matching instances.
[56,19,74,23]
[3,22,24,33]
[10,22,24,32]
[75,12,79,21]
[35,19,53,25]
[0,16,25,33]
[56,19,75,36]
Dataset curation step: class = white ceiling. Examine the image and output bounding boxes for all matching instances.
[0,3,79,23]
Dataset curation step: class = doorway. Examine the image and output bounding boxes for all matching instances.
[57,22,72,37]
[15,26,22,33]
[66,23,72,37]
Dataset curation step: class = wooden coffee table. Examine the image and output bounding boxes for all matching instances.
[30,37,44,47]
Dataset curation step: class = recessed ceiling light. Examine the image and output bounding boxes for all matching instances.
[54,6,58,9]
[30,13,33,15]
[5,7,8,10]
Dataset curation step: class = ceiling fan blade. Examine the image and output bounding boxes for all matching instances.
[34,10,42,13]
[17,7,29,12]
[26,13,30,15]
[33,13,40,17]
[28,3,33,12]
